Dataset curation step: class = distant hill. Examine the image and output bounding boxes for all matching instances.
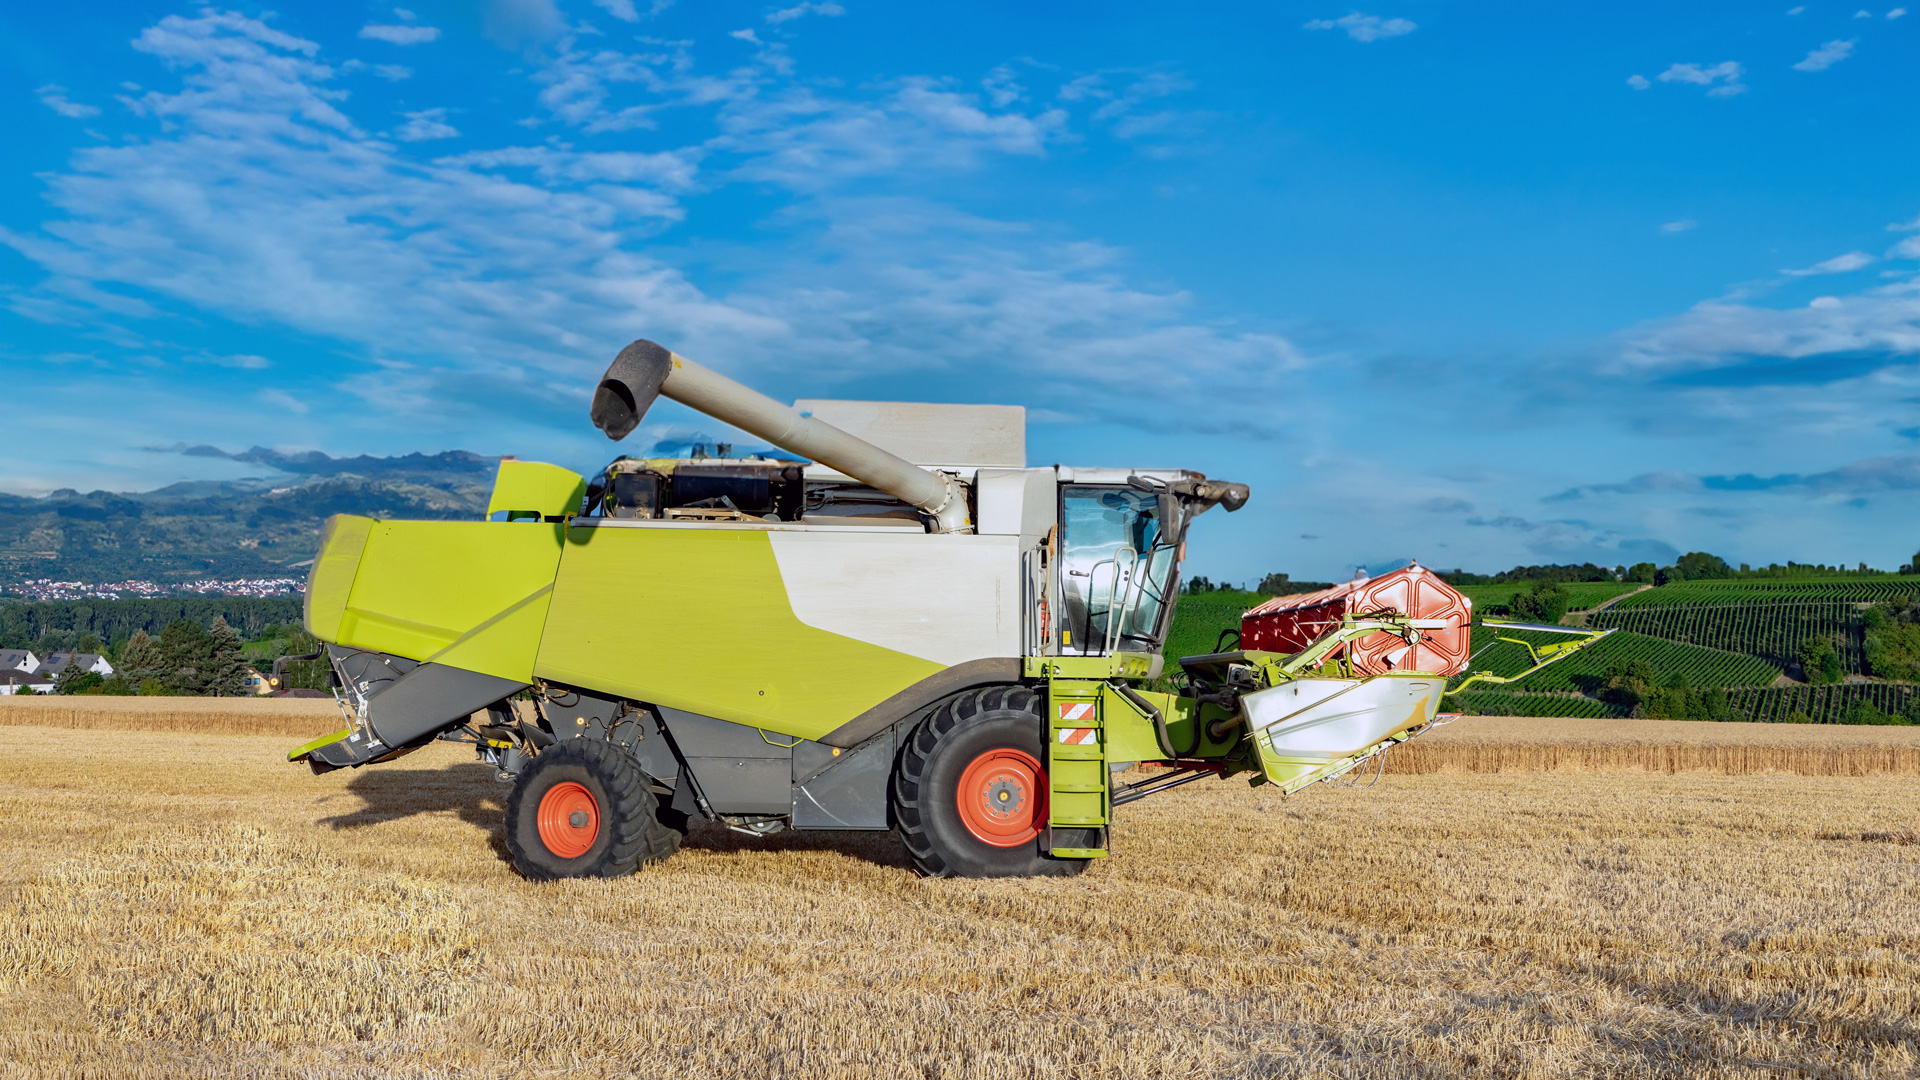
[0,449,497,586]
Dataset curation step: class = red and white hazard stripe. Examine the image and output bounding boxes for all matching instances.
[1058,728,1098,745]
[1056,702,1094,722]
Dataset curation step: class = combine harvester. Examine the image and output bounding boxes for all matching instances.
[286,340,1606,879]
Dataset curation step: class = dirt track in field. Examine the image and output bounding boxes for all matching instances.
[0,703,1915,1078]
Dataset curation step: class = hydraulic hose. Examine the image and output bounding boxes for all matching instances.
[1114,682,1197,759]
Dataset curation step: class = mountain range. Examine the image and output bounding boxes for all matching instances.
[0,448,498,585]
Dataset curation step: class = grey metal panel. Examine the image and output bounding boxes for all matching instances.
[363,662,527,748]
[659,706,796,815]
[658,707,796,758]
[689,759,793,814]
[791,728,895,831]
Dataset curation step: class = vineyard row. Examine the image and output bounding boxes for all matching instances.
[1608,577,1920,610]
[1591,601,1863,674]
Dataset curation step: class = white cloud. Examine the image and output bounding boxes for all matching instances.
[1626,74,1651,89]
[484,0,566,47]
[1787,5,1806,13]
[438,146,699,188]
[259,389,311,415]
[1303,13,1417,42]
[982,66,1025,108]
[359,23,441,45]
[374,64,413,81]
[1892,8,1911,18]
[1854,7,1872,14]
[766,2,845,24]
[1783,251,1874,276]
[731,28,762,44]
[181,351,273,369]
[1614,282,1920,376]
[1792,39,1855,72]
[715,80,1068,188]
[1660,219,1697,234]
[593,0,639,20]
[1657,61,1746,96]
[396,107,459,141]
[36,85,100,119]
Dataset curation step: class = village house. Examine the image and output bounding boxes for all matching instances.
[0,671,54,696]
[0,650,40,675]
[37,653,115,679]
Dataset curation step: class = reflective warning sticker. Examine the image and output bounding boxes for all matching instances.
[1056,702,1094,722]
[1058,728,1098,745]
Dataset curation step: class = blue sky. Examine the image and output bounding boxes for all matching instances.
[2,1,1917,582]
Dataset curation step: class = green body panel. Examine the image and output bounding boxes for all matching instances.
[1045,680,1109,850]
[486,460,587,520]
[319,519,567,683]
[304,514,373,643]
[533,525,944,742]
[1099,684,1166,764]
[1023,654,1156,681]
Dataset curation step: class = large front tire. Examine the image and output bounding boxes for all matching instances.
[894,686,1091,879]
[504,740,682,881]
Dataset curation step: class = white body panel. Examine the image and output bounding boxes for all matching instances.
[1243,675,1444,756]
[975,467,1057,547]
[792,399,1026,468]
[768,531,1023,666]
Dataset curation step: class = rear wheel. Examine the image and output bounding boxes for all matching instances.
[894,686,1091,879]
[504,739,682,881]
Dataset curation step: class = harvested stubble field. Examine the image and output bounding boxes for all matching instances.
[0,699,1915,1079]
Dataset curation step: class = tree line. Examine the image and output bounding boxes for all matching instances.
[1437,549,1920,588]
[0,597,303,656]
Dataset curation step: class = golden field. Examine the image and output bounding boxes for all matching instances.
[0,698,1914,1079]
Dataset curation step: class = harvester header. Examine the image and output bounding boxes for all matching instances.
[285,339,1600,881]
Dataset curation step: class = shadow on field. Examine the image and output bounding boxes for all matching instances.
[315,760,919,871]
[319,762,507,839]
[681,823,917,871]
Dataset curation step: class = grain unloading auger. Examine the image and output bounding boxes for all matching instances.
[287,340,1608,880]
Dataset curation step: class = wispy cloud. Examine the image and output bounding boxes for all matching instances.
[373,64,413,81]
[358,23,441,45]
[1657,61,1746,96]
[36,84,100,119]
[1549,453,1920,501]
[3,10,1310,451]
[1660,219,1697,234]
[1783,251,1874,276]
[1626,74,1651,90]
[396,107,459,141]
[1792,39,1855,72]
[1891,213,1920,259]
[765,2,845,25]
[1303,13,1417,42]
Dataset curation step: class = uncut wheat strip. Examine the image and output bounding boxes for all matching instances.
[0,696,344,739]
[1388,741,1920,776]
[1388,715,1920,775]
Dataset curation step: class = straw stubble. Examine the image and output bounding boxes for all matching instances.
[0,706,1911,1078]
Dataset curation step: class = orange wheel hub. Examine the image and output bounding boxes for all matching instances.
[956,748,1046,847]
[536,781,600,859]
